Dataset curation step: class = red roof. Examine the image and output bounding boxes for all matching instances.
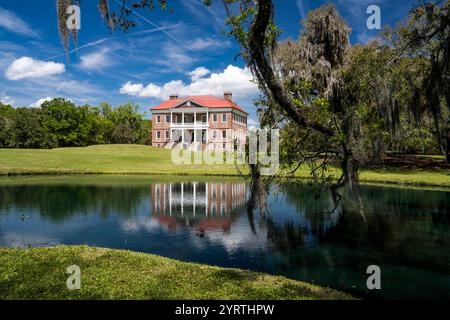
[150,95,248,114]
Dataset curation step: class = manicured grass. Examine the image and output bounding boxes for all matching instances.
[358,168,450,188]
[0,144,246,176]
[0,246,353,300]
[0,144,449,187]
[0,174,246,187]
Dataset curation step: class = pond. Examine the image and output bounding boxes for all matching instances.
[0,175,449,299]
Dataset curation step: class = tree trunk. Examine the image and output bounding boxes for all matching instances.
[446,134,450,164]
[341,113,359,189]
[370,140,383,165]
[342,148,359,190]
[248,163,269,218]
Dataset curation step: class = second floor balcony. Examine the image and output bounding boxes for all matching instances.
[170,112,210,128]
[170,121,209,129]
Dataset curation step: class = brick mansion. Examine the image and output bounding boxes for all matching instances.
[150,92,248,151]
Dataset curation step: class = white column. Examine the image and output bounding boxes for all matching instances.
[206,111,209,144]
[170,112,173,142]
[194,111,198,143]
[181,182,184,216]
[205,182,208,216]
[193,182,196,217]
[169,183,172,216]
[163,184,166,214]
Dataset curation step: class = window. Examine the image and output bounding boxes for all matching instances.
[166,115,170,123]
[223,143,226,150]
[156,115,161,123]
[222,114,227,122]
[222,130,226,139]
[213,114,218,122]
[213,131,217,139]
[165,131,170,139]
[156,131,161,139]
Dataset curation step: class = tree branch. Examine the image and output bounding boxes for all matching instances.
[247,0,334,136]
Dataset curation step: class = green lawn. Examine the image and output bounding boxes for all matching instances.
[358,168,450,187]
[0,144,245,176]
[0,144,449,187]
[0,246,353,300]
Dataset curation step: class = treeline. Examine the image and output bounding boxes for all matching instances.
[255,2,449,169]
[0,98,151,149]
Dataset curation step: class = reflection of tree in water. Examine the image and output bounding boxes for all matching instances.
[247,178,450,276]
[0,184,148,222]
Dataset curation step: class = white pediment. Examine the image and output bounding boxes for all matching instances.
[173,100,207,109]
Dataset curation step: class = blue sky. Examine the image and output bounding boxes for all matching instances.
[0,0,417,123]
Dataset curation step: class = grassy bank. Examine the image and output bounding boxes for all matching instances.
[0,144,245,176]
[0,144,449,187]
[0,246,353,300]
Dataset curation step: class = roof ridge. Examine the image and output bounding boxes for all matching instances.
[150,95,248,114]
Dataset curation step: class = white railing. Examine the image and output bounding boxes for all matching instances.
[171,122,209,127]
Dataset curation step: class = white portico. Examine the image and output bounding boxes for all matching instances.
[168,102,210,146]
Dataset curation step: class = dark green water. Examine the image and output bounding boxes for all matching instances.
[0,176,449,299]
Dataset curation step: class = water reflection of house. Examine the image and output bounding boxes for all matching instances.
[151,182,246,232]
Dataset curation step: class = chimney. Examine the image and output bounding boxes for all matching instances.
[169,94,178,100]
[224,92,232,101]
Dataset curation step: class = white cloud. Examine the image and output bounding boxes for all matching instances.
[0,6,40,39]
[120,82,145,96]
[79,48,113,70]
[56,80,98,95]
[5,57,65,80]
[335,0,389,16]
[181,0,226,31]
[0,95,14,105]
[121,217,161,233]
[187,66,210,81]
[154,43,196,71]
[29,97,53,108]
[296,0,308,20]
[247,118,259,130]
[119,65,258,100]
[189,37,231,51]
